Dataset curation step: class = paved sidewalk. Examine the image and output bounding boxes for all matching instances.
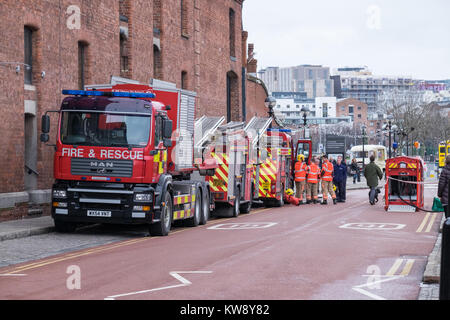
[0,215,54,242]
[418,215,445,300]
[346,176,369,190]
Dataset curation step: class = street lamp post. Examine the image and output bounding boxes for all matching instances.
[386,115,394,159]
[264,96,277,128]
[300,105,310,138]
[361,124,367,170]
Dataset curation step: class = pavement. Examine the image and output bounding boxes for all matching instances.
[0,215,54,242]
[418,215,445,300]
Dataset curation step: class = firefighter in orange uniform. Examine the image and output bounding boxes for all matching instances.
[294,154,307,204]
[306,157,320,204]
[321,155,337,205]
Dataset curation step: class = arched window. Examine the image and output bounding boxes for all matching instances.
[226,71,239,122]
[229,8,235,58]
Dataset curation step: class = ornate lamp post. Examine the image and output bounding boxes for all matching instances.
[300,105,310,138]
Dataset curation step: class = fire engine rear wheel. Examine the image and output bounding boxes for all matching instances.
[199,189,210,225]
[150,192,173,236]
[240,185,253,214]
[274,184,285,207]
[186,190,201,227]
[54,220,77,233]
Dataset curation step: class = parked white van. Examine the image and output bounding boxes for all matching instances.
[350,145,387,172]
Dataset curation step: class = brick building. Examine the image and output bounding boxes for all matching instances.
[336,98,368,128]
[0,0,267,220]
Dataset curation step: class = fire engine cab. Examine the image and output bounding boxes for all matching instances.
[41,82,212,236]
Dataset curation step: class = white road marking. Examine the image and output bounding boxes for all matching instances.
[0,274,27,277]
[339,223,405,230]
[105,271,212,300]
[207,222,278,230]
[352,275,404,300]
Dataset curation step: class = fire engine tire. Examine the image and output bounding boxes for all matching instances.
[54,220,77,233]
[199,189,210,225]
[274,185,285,207]
[240,185,253,214]
[185,190,201,227]
[150,192,173,236]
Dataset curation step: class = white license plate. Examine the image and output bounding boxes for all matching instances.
[87,210,112,217]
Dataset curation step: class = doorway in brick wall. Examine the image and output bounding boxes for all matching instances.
[24,113,38,191]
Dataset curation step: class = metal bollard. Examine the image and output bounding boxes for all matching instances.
[440,218,450,300]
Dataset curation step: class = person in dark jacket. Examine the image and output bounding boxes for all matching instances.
[333,156,347,202]
[438,155,450,218]
[364,155,383,205]
[350,158,361,183]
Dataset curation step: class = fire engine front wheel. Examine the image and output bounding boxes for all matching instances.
[150,192,173,236]
[199,189,210,225]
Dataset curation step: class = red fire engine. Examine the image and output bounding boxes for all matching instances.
[41,81,224,236]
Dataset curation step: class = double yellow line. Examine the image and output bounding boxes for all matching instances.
[386,259,415,277]
[1,208,271,276]
[416,212,438,233]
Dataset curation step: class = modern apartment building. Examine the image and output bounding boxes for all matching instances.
[258,64,334,98]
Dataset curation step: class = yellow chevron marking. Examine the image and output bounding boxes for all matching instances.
[266,160,278,173]
[260,165,276,181]
[215,167,229,184]
[220,163,229,173]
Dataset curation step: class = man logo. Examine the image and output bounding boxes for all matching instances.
[90,161,114,168]
[97,168,107,174]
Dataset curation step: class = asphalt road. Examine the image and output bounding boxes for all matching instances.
[0,186,441,300]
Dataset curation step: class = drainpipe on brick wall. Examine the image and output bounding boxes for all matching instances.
[241,67,246,122]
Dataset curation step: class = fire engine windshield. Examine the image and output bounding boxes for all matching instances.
[60,112,151,148]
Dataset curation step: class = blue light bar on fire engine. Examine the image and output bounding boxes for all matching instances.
[267,128,292,133]
[62,90,156,99]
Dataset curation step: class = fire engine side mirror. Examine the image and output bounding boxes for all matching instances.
[163,138,172,148]
[163,119,173,139]
[41,115,50,133]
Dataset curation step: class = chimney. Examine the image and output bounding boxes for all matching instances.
[247,43,257,74]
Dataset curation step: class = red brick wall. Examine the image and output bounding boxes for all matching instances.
[336,98,368,128]
[246,76,268,118]
[0,0,248,198]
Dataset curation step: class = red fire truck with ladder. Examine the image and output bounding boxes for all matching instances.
[41,81,231,236]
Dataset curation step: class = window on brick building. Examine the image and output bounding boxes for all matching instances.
[226,71,239,122]
[181,71,188,90]
[120,32,129,76]
[78,41,88,90]
[229,8,236,58]
[181,0,188,37]
[24,27,33,85]
[153,45,162,80]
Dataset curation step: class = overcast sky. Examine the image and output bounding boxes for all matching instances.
[242,0,450,80]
